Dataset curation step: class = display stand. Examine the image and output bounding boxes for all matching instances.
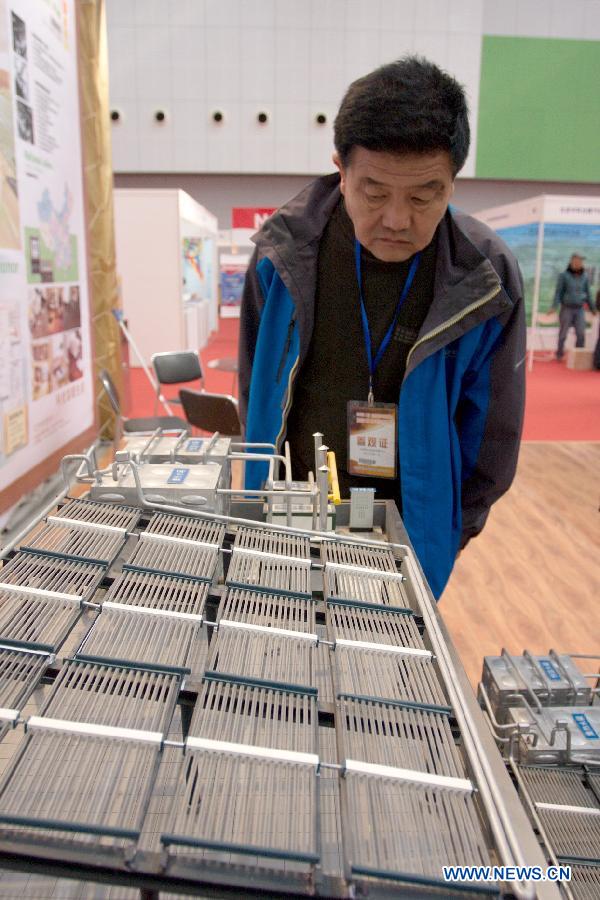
[113,190,218,365]
[217,228,253,319]
[474,195,600,370]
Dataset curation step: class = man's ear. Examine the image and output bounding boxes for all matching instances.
[332,152,346,194]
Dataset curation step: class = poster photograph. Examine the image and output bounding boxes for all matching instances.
[0,0,93,502]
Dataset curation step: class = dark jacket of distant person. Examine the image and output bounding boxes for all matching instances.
[552,265,592,311]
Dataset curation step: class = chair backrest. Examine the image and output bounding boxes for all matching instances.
[179,389,241,436]
[152,351,203,386]
[98,369,121,416]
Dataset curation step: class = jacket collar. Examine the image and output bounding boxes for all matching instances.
[253,174,507,363]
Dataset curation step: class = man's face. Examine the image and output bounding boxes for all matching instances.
[334,147,455,262]
[571,255,584,272]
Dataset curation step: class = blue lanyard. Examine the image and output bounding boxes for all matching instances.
[354,239,421,404]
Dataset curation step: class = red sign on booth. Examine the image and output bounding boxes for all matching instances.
[232,207,277,229]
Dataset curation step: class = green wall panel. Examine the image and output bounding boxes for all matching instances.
[476,36,600,182]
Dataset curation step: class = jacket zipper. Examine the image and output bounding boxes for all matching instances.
[406,285,501,370]
[276,312,297,383]
[275,357,300,452]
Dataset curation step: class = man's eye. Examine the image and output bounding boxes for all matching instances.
[365,193,386,202]
[411,196,430,206]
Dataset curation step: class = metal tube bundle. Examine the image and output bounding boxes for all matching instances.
[0,492,555,897]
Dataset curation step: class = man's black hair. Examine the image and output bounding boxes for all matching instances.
[333,56,470,176]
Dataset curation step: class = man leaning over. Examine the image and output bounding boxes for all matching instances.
[239,56,526,599]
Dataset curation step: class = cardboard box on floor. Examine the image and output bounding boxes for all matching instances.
[566,348,593,370]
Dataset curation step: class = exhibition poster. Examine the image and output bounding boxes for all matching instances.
[182,236,214,302]
[497,220,600,327]
[220,253,249,309]
[0,0,92,498]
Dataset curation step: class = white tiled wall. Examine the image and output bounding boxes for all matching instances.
[482,0,600,39]
[106,0,599,176]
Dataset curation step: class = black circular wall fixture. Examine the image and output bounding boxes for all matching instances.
[212,110,224,123]
[316,113,327,125]
[154,110,166,123]
[257,111,268,124]
[110,109,121,123]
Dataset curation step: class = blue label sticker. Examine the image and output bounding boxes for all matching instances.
[539,659,561,682]
[167,467,190,484]
[185,439,204,452]
[572,713,599,740]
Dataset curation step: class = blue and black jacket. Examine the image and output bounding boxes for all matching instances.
[239,174,526,598]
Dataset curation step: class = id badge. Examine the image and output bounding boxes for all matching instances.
[347,401,397,479]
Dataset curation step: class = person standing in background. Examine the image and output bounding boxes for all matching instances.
[552,254,596,360]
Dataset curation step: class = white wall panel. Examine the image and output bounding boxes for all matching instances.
[344,31,384,85]
[275,30,311,103]
[172,101,207,171]
[515,0,552,37]
[380,0,416,32]
[240,103,276,173]
[482,0,517,36]
[344,0,381,31]
[170,28,206,101]
[309,139,336,176]
[310,0,347,30]
[137,0,171,27]
[106,0,136,27]
[107,26,137,101]
[206,103,242,172]
[448,0,483,33]
[549,0,586,38]
[134,26,172,101]
[583,1,600,39]
[415,0,449,34]
[240,30,276,102]
[240,0,276,30]
[167,0,205,27]
[412,31,448,68]
[310,29,346,105]
[275,1,311,31]
[106,0,492,176]
[274,103,311,174]
[109,109,141,172]
[205,0,241,29]
[447,33,482,178]
[379,31,415,62]
[137,101,174,171]
[205,27,241,102]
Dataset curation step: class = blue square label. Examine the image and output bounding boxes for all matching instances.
[572,713,599,740]
[539,659,561,682]
[167,467,190,484]
[185,439,204,452]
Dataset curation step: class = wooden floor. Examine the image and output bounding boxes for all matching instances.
[440,442,600,688]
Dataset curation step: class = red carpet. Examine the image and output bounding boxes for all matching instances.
[126,318,600,441]
[126,318,240,419]
[522,358,600,441]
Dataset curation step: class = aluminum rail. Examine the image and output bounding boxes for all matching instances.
[1,486,68,561]
[509,761,577,900]
[114,457,413,558]
[403,549,540,900]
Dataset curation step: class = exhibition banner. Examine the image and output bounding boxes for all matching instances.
[231,207,276,229]
[0,0,93,503]
[475,196,600,328]
[220,252,249,309]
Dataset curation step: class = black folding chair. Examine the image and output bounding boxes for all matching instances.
[179,388,242,438]
[151,351,203,412]
[99,369,189,438]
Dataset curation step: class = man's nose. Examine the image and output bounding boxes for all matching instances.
[381,199,411,232]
